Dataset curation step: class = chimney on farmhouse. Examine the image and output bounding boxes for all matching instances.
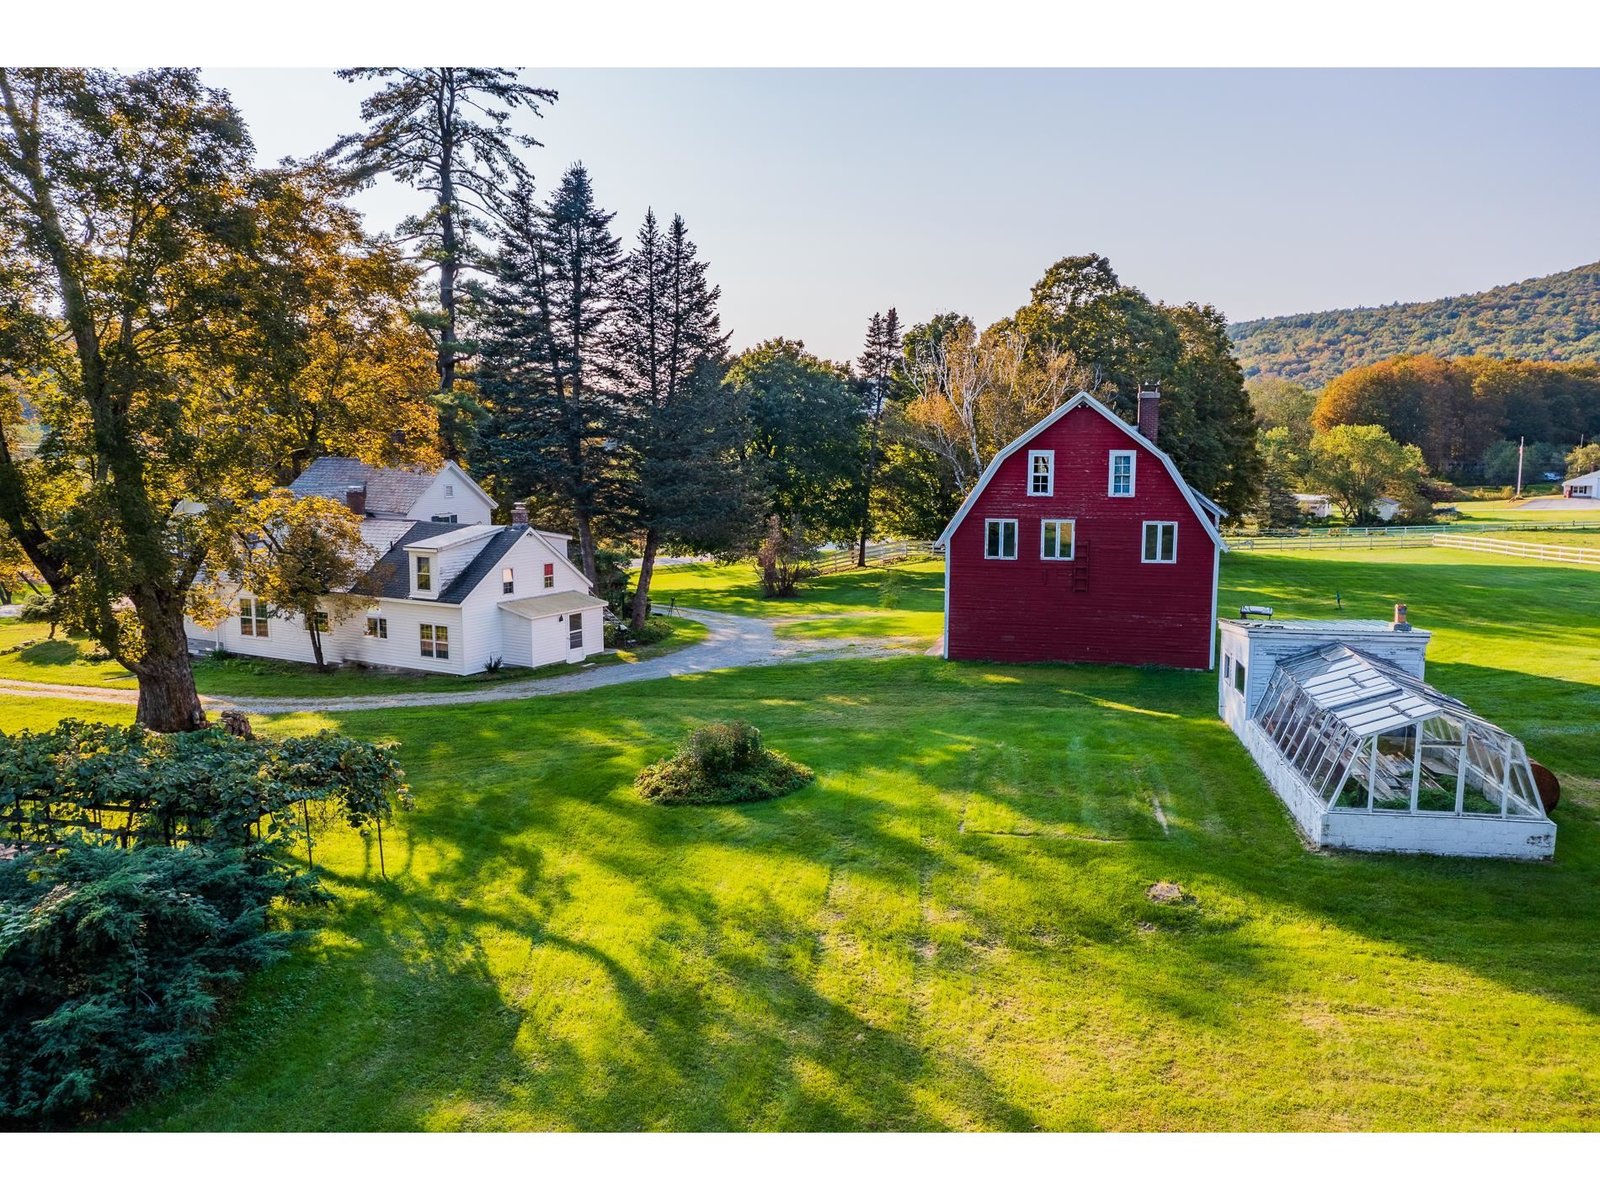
[1137,383,1161,444]
[344,485,367,517]
[511,501,529,529]
[1392,603,1411,631]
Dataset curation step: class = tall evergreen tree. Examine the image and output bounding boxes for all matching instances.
[609,211,741,630]
[853,307,901,566]
[475,166,620,583]
[328,68,557,460]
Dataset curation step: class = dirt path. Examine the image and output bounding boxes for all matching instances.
[0,608,930,716]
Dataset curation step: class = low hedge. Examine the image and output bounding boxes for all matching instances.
[636,721,813,806]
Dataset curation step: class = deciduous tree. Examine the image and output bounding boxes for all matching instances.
[1307,424,1427,524]
[0,68,299,730]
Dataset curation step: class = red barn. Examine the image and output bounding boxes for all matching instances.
[933,389,1225,670]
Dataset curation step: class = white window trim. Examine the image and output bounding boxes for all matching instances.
[415,554,433,592]
[365,616,388,639]
[1141,520,1179,564]
[1027,449,1055,497]
[1039,518,1076,561]
[1108,450,1136,498]
[984,518,1019,560]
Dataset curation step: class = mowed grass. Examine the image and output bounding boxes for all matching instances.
[1446,498,1600,524]
[35,546,1585,1131]
[646,557,944,640]
[0,616,706,698]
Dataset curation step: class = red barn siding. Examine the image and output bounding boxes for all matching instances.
[945,404,1217,669]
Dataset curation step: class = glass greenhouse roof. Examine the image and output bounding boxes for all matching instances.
[1254,644,1547,820]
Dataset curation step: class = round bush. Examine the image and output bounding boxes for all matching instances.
[637,721,813,806]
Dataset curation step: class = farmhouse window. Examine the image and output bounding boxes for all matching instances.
[238,597,269,638]
[984,518,1018,560]
[1142,521,1178,563]
[415,556,432,591]
[419,623,449,659]
[1233,659,1246,693]
[444,484,454,497]
[304,610,331,633]
[569,611,585,651]
[365,617,388,639]
[1028,451,1054,496]
[431,513,458,524]
[502,567,515,595]
[1040,519,1075,560]
[543,562,555,588]
[1109,451,1136,497]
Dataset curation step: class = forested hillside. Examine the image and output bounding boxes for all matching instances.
[1229,261,1600,385]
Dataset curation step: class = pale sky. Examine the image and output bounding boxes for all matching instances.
[206,68,1600,364]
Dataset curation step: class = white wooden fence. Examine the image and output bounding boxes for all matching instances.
[1430,534,1600,566]
[1234,520,1600,553]
[812,540,936,576]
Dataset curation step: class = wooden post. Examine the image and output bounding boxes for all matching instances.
[301,797,314,869]
[375,813,387,881]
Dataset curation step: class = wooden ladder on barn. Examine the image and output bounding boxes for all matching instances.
[1071,538,1090,593]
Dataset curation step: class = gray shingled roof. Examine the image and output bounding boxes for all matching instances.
[352,522,532,606]
[289,457,438,518]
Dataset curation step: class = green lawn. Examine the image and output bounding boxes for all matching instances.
[26,545,1583,1130]
[647,557,944,640]
[0,616,707,698]
[1445,499,1600,524]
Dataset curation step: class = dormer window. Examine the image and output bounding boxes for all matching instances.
[1109,450,1136,497]
[1028,450,1054,496]
[415,555,432,591]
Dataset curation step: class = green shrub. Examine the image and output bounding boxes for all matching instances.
[0,841,310,1127]
[605,616,675,650]
[636,720,813,807]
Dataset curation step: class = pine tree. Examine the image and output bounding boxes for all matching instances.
[329,69,558,460]
[475,166,621,584]
[854,307,901,565]
[609,211,741,630]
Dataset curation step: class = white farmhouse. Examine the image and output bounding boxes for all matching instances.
[185,458,607,675]
[1292,493,1332,520]
[1562,468,1600,499]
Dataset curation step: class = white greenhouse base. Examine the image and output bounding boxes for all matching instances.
[1243,721,1556,861]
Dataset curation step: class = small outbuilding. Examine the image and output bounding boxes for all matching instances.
[1219,614,1556,860]
[1562,469,1600,499]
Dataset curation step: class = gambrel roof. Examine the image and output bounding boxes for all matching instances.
[932,392,1227,549]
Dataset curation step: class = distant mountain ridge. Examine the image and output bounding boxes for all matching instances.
[1228,261,1600,386]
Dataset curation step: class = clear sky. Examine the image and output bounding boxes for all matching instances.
[206,68,1600,364]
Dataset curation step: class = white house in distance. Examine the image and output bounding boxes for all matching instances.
[1292,493,1331,520]
[185,457,606,675]
[1562,468,1600,500]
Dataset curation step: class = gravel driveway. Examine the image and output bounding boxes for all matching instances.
[0,608,928,716]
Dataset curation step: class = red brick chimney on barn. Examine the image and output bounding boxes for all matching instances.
[1137,382,1161,444]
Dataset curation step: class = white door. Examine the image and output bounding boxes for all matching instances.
[564,611,587,663]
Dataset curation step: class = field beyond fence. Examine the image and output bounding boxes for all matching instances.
[1234,521,1600,554]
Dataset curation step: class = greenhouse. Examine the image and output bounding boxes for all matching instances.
[1242,642,1556,859]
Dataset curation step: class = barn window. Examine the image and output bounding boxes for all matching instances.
[1109,451,1136,497]
[1040,519,1075,560]
[1142,521,1178,563]
[984,519,1018,560]
[420,623,449,659]
[1028,451,1054,496]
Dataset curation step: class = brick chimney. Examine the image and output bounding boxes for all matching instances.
[1137,383,1161,444]
[511,501,529,529]
[344,485,367,517]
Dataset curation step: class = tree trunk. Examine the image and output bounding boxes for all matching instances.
[133,649,205,732]
[130,597,205,732]
[630,526,660,631]
[575,510,599,587]
[308,621,326,670]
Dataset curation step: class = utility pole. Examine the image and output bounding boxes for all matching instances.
[1515,436,1525,498]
